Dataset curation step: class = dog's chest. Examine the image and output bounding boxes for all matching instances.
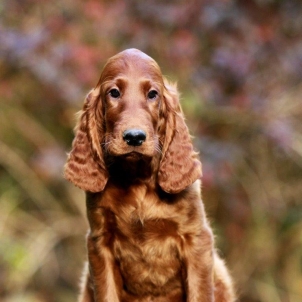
[114,215,183,295]
[106,186,184,294]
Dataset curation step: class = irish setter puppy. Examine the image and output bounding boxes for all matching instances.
[64,49,235,302]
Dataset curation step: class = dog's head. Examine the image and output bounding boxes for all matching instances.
[64,49,201,193]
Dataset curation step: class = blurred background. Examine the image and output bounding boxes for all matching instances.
[1,0,302,301]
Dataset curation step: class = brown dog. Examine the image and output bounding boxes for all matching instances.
[64,49,235,302]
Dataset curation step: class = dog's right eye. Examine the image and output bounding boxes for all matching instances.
[108,89,120,98]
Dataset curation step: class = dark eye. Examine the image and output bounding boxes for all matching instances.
[108,88,120,98]
[147,90,158,100]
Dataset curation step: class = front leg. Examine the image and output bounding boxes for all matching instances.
[86,193,122,302]
[87,235,122,301]
[183,225,215,302]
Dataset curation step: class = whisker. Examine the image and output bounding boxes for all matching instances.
[101,133,114,152]
[155,145,163,156]
[152,135,163,155]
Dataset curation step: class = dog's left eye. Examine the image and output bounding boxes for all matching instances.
[147,90,158,100]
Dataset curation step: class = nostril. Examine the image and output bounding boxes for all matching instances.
[123,129,146,147]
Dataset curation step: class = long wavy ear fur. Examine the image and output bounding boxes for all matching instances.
[64,89,108,192]
[158,81,202,194]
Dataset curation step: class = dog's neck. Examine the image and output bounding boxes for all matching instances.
[104,153,160,189]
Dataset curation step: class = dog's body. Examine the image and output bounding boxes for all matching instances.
[65,49,235,301]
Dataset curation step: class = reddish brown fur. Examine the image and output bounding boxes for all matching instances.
[65,49,235,302]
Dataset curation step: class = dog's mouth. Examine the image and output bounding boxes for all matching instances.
[122,151,145,161]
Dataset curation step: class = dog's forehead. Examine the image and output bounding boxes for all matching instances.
[101,49,162,80]
[119,48,153,62]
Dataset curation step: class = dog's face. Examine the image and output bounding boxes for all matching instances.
[97,49,165,159]
[65,48,202,193]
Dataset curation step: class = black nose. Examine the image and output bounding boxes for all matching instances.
[123,129,146,146]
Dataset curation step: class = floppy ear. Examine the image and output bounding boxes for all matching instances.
[64,88,108,192]
[158,82,202,194]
